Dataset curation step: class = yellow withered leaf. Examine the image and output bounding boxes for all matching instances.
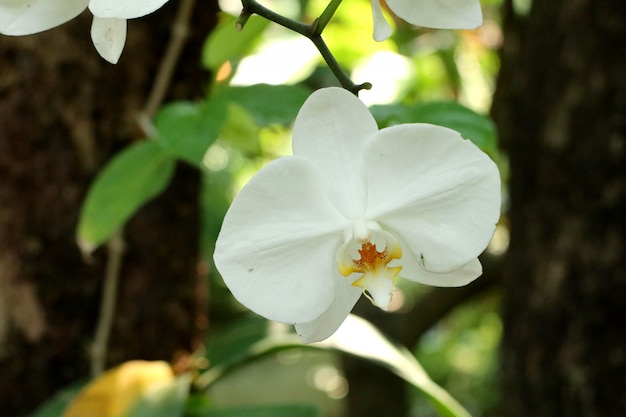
[63,360,174,417]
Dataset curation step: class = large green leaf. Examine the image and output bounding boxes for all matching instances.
[195,323,300,390]
[319,315,472,417]
[409,101,497,154]
[219,84,311,126]
[203,14,269,71]
[155,100,227,166]
[196,315,471,417]
[187,404,320,417]
[124,374,191,417]
[219,103,260,155]
[204,316,269,368]
[370,101,497,156]
[368,103,407,126]
[77,141,176,253]
[29,382,86,417]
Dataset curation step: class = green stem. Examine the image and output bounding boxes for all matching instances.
[239,0,309,36]
[309,35,371,94]
[238,0,370,95]
[91,232,124,376]
[315,0,343,34]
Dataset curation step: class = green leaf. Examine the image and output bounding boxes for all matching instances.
[369,103,410,127]
[409,101,497,154]
[195,325,302,390]
[196,315,471,417]
[219,103,260,155]
[29,381,86,417]
[77,141,176,253]
[318,315,472,417]
[189,404,320,417]
[205,316,270,369]
[184,394,213,417]
[203,14,269,71]
[199,169,232,257]
[155,100,227,166]
[219,84,311,126]
[371,101,497,155]
[124,374,191,417]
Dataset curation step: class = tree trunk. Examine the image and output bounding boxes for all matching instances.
[0,4,218,415]
[493,0,626,415]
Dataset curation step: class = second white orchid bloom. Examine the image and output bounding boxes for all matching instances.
[214,87,500,343]
[0,0,169,63]
[371,0,483,41]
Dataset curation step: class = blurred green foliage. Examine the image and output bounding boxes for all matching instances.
[411,295,502,417]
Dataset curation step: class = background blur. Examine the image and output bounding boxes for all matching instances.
[1,0,624,416]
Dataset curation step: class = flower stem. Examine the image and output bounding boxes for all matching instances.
[239,0,309,36]
[315,0,343,34]
[91,232,124,376]
[139,0,197,137]
[238,0,370,95]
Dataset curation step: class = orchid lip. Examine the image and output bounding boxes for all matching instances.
[336,222,403,309]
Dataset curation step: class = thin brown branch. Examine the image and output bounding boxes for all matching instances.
[90,232,125,376]
[138,0,197,136]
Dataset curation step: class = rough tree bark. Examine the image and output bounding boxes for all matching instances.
[0,3,218,416]
[493,0,626,415]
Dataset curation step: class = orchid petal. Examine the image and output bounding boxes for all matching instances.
[365,124,500,273]
[292,87,378,219]
[214,157,348,324]
[0,0,88,35]
[295,277,362,343]
[385,0,482,30]
[89,0,169,19]
[370,0,393,41]
[91,17,126,64]
[394,230,483,286]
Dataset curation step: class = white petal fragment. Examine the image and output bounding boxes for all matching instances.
[385,0,482,30]
[214,157,348,324]
[370,0,393,41]
[89,0,169,19]
[91,16,126,64]
[0,0,88,35]
[396,234,483,286]
[292,87,378,219]
[365,124,501,273]
[295,278,362,343]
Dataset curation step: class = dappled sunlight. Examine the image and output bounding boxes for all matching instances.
[352,51,414,105]
[207,350,347,417]
[231,36,319,85]
[307,365,349,400]
[203,141,230,171]
[487,224,510,256]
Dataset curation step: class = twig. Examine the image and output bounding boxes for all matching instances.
[91,232,125,377]
[138,0,197,137]
[315,0,343,34]
[90,0,197,376]
[238,0,371,95]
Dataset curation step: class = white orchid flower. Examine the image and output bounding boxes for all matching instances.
[0,0,169,63]
[371,0,483,41]
[214,87,500,343]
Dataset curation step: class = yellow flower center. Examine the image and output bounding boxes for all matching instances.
[336,227,403,309]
